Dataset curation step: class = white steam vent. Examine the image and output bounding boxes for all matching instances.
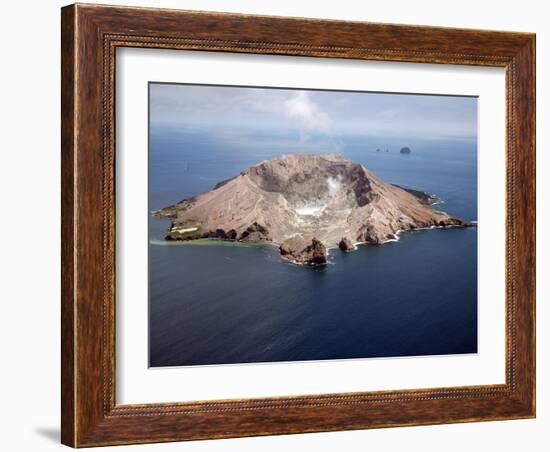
[327,176,342,197]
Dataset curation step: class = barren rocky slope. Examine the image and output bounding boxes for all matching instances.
[154,154,470,264]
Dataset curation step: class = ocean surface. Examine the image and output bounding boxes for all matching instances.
[148,128,478,367]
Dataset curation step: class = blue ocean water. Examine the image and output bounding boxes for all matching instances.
[148,128,477,367]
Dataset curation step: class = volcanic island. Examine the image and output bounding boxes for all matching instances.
[153,154,471,265]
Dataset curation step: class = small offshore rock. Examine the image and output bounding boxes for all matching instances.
[338,237,354,252]
[280,236,327,265]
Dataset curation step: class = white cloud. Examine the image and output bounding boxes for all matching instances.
[283,92,331,132]
[150,84,477,141]
[234,90,333,140]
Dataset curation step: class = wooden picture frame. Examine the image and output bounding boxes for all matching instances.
[61,3,535,447]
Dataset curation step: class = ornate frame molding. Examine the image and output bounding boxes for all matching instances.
[62,4,535,447]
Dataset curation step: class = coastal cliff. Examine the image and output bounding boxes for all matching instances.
[154,154,470,264]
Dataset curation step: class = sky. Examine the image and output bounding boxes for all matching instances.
[149,83,477,145]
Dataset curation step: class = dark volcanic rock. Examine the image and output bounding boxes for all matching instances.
[239,222,271,242]
[400,147,412,154]
[438,217,471,227]
[338,237,354,252]
[213,175,237,190]
[349,164,374,206]
[280,236,327,265]
[202,229,231,239]
[391,184,436,205]
[359,224,383,244]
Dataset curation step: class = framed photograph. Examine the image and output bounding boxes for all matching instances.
[61,3,536,447]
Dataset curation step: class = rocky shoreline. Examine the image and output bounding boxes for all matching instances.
[154,154,472,265]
